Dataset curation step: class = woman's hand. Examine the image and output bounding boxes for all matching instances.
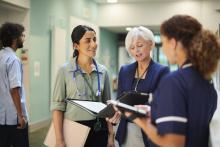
[106,111,121,125]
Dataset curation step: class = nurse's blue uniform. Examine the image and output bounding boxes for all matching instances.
[150,63,217,147]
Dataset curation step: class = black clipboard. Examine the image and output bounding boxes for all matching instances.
[117,91,151,106]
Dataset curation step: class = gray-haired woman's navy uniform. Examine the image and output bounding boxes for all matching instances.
[115,60,170,146]
[150,63,217,147]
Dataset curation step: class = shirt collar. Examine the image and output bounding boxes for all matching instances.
[4,47,16,54]
[68,57,104,74]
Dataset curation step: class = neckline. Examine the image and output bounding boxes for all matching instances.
[136,59,151,79]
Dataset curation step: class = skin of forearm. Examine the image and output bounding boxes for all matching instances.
[107,122,114,135]
[53,110,65,141]
[10,87,23,115]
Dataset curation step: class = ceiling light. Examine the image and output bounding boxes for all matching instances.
[126,27,132,31]
[107,0,118,3]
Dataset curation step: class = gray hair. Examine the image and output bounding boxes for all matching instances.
[125,26,155,53]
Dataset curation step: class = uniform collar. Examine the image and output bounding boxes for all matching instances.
[180,60,192,69]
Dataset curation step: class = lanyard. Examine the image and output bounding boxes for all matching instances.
[74,58,101,98]
[134,60,151,91]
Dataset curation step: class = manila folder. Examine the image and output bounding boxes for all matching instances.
[44,119,90,147]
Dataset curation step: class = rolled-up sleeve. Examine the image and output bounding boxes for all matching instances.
[50,67,66,111]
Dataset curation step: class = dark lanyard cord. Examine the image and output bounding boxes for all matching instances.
[134,61,151,91]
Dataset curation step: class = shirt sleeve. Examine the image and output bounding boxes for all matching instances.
[152,74,187,135]
[8,59,22,89]
[102,70,111,103]
[50,67,66,111]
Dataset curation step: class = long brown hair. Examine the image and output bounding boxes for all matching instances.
[160,15,220,80]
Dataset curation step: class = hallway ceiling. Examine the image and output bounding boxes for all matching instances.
[103,25,160,34]
[93,0,210,4]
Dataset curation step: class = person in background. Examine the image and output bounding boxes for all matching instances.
[109,26,169,147]
[120,15,220,147]
[0,22,29,147]
[51,25,115,147]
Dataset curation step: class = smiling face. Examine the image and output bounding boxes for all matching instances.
[75,31,97,58]
[129,36,152,62]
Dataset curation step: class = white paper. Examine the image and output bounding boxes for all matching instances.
[72,100,107,113]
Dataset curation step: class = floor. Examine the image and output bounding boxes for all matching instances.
[29,124,49,147]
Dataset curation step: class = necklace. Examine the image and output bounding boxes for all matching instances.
[134,61,151,91]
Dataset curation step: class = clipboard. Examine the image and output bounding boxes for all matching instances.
[44,119,90,147]
[108,100,148,117]
[97,91,151,118]
[117,91,152,105]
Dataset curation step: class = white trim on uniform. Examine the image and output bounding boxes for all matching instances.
[156,116,187,124]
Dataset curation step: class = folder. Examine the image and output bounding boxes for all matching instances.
[117,91,152,105]
[65,99,115,118]
[44,119,90,147]
[65,91,151,119]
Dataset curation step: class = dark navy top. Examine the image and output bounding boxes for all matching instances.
[150,64,217,147]
[115,60,170,146]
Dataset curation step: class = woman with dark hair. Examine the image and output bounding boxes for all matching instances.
[51,25,114,147]
[117,15,220,147]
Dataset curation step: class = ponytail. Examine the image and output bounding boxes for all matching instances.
[188,29,220,80]
[73,49,79,57]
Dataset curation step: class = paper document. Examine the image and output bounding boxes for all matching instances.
[44,119,90,147]
[73,100,107,113]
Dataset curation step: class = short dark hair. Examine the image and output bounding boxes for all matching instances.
[71,25,95,57]
[0,22,25,49]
